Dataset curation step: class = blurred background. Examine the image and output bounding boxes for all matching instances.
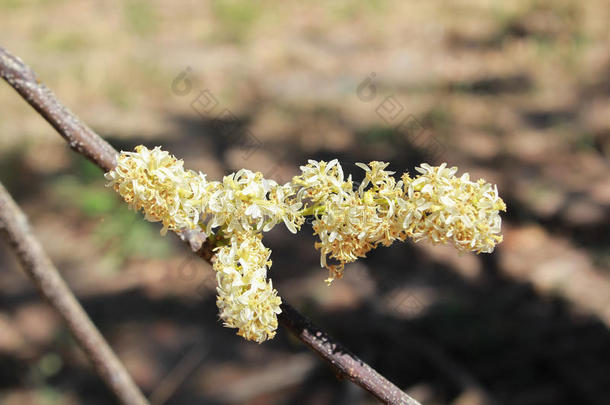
[1,1,609,404]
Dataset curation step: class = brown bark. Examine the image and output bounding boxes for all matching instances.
[0,183,149,405]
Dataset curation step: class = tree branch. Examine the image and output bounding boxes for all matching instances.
[0,48,116,172]
[1,45,420,405]
[0,182,149,405]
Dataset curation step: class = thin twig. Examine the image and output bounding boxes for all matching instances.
[0,48,116,172]
[280,304,420,405]
[0,45,421,405]
[149,339,207,405]
[0,182,149,405]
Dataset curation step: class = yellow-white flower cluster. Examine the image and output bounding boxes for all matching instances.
[293,160,405,282]
[400,163,505,254]
[105,146,302,343]
[213,232,281,342]
[206,169,303,235]
[104,145,208,235]
[105,145,506,342]
[294,161,506,283]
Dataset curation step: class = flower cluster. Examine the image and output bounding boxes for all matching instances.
[104,145,208,235]
[295,161,506,283]
[105,146,302,343]
[293,160,406,282]
[206,169,303,235]
[400,163,505,254]
[106,145,506,342]
[213,232,281,342]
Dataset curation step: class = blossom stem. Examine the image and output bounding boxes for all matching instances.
[299,204,326,217]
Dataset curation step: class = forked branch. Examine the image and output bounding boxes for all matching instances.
[0,46,420,405]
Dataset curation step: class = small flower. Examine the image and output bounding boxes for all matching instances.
[293,159,352,203]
